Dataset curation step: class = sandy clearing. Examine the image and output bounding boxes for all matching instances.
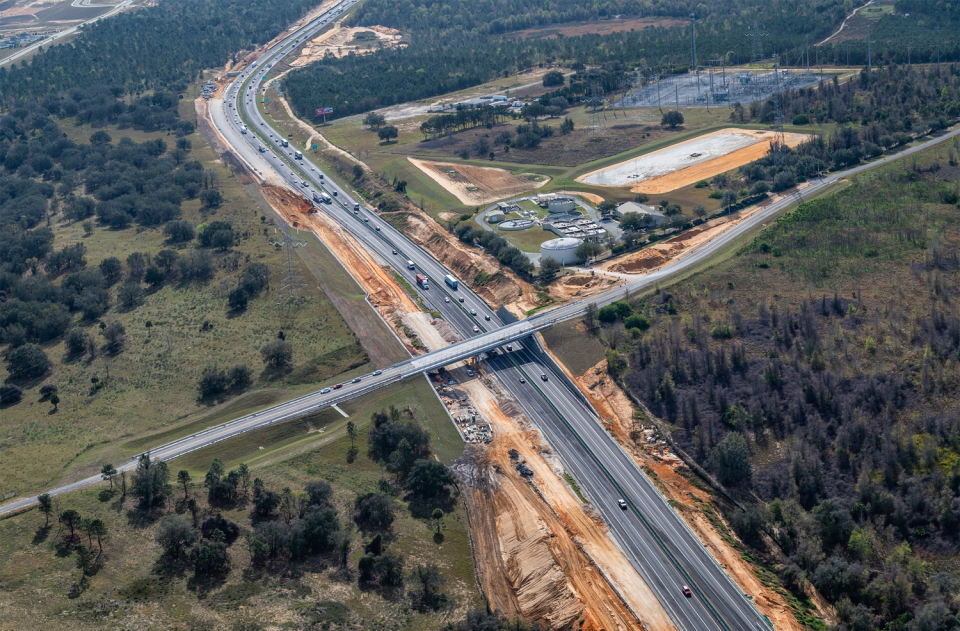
[578,128,811,194]
[408,157,550,205]
[290,20,402,65]
[457,378,672,630]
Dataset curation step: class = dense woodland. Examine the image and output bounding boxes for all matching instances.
[0,0,324,101]
[734,65,960,189]
[594,157,960,630]
[285,0,853,121]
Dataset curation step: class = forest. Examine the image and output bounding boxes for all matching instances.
[592,152,960,631]
[284,0,853,121]
[0,0,324,101]
[730,64,960,190]
[729,64,960,192]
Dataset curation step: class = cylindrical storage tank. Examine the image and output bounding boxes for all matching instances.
[547,197,576,213]
[540,237,583,265]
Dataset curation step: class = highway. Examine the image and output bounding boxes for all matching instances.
[212,6,773,629]
[5,0,960,626]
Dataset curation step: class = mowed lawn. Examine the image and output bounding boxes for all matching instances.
[0,118,371,500]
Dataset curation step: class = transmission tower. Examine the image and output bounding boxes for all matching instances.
[748,20,766,64]
[772,62,787,168]
[269,228,312,305]
[587,84,606,138]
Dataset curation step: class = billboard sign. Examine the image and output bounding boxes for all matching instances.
[315,107,334,115]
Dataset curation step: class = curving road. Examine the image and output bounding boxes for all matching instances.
[4,0,960,626]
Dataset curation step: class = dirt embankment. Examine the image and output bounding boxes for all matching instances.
[393,211,541,314]
[600,183,814,275]
[453,379,674,631]
[548,352,830,631]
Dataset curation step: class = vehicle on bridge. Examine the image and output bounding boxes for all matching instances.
[444,274,458,289]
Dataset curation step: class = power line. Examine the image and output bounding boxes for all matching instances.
[268,228,311,305]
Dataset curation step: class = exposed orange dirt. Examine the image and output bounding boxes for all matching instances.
[629,130,811,194]
[600,183,816,275]
[408,158,550,205]
[511,17,689,39]
[393,210,543,315]
[453,378,674,630]
[541,350,828,631]
[291,20,403,64]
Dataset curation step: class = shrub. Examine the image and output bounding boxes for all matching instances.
[0,383,24,404]
[624,314,650,331]
[792,113,809,125]
[693,180,709,188]
[542,70,564,87]
[6,343,51,379]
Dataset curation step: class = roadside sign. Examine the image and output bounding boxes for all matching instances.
[264,98,269,102]
[312,144,318,149]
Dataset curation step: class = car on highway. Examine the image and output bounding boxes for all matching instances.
[363,217,368,222]
[484,314,490,320]
[373,370,382,376]
[392,249,397,254]
[541,373,548,381]
[444,297,449,303]
[458,297,465,303]
[618,499,627,509]
[473,326,479,332]
[519,377,526,383]
[333,383,343,389]
[321,388,331,394]
[375,226,380,231]
[682,585,692,597]
[470,309,476,315]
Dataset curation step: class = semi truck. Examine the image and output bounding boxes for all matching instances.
[258,145,266,153]
[415,274,429,289]
[444,275,458,289]
[322,194,332,204]
[294,150,303,160]
[312,193,321,203]
[280,140,289,147]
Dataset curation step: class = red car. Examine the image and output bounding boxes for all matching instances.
[682,585,692,597]
[333,384,343,390]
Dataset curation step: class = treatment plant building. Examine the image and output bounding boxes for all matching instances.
[540,237,583,265]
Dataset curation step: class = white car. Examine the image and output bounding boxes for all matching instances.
[321,388,331,394]
[473,326,479,332]
[444,297,449,303]
[470,309,477,315]
[617,499,627,510]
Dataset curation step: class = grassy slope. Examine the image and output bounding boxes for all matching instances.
[0,114,370,497]
[0,377,474,631]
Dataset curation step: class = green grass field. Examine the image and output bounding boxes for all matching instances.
[0,376,475,631]
[0,117,374,500]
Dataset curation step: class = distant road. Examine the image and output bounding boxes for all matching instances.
[0,0,133,68]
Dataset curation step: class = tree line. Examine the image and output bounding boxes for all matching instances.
[0,0,325,101]
[590,161,960,631]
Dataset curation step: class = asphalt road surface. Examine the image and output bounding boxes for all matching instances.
[5,1,960,626]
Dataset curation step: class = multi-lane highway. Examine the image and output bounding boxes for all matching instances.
[5,0,960,626]
[211,6,775,629]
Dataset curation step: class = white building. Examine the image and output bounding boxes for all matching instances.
[613,201,667,226]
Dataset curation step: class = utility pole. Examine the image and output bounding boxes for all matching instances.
[868,25,871,72]
[907,43,911,69]
[676,85,679,111]
[690,14,697,85]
